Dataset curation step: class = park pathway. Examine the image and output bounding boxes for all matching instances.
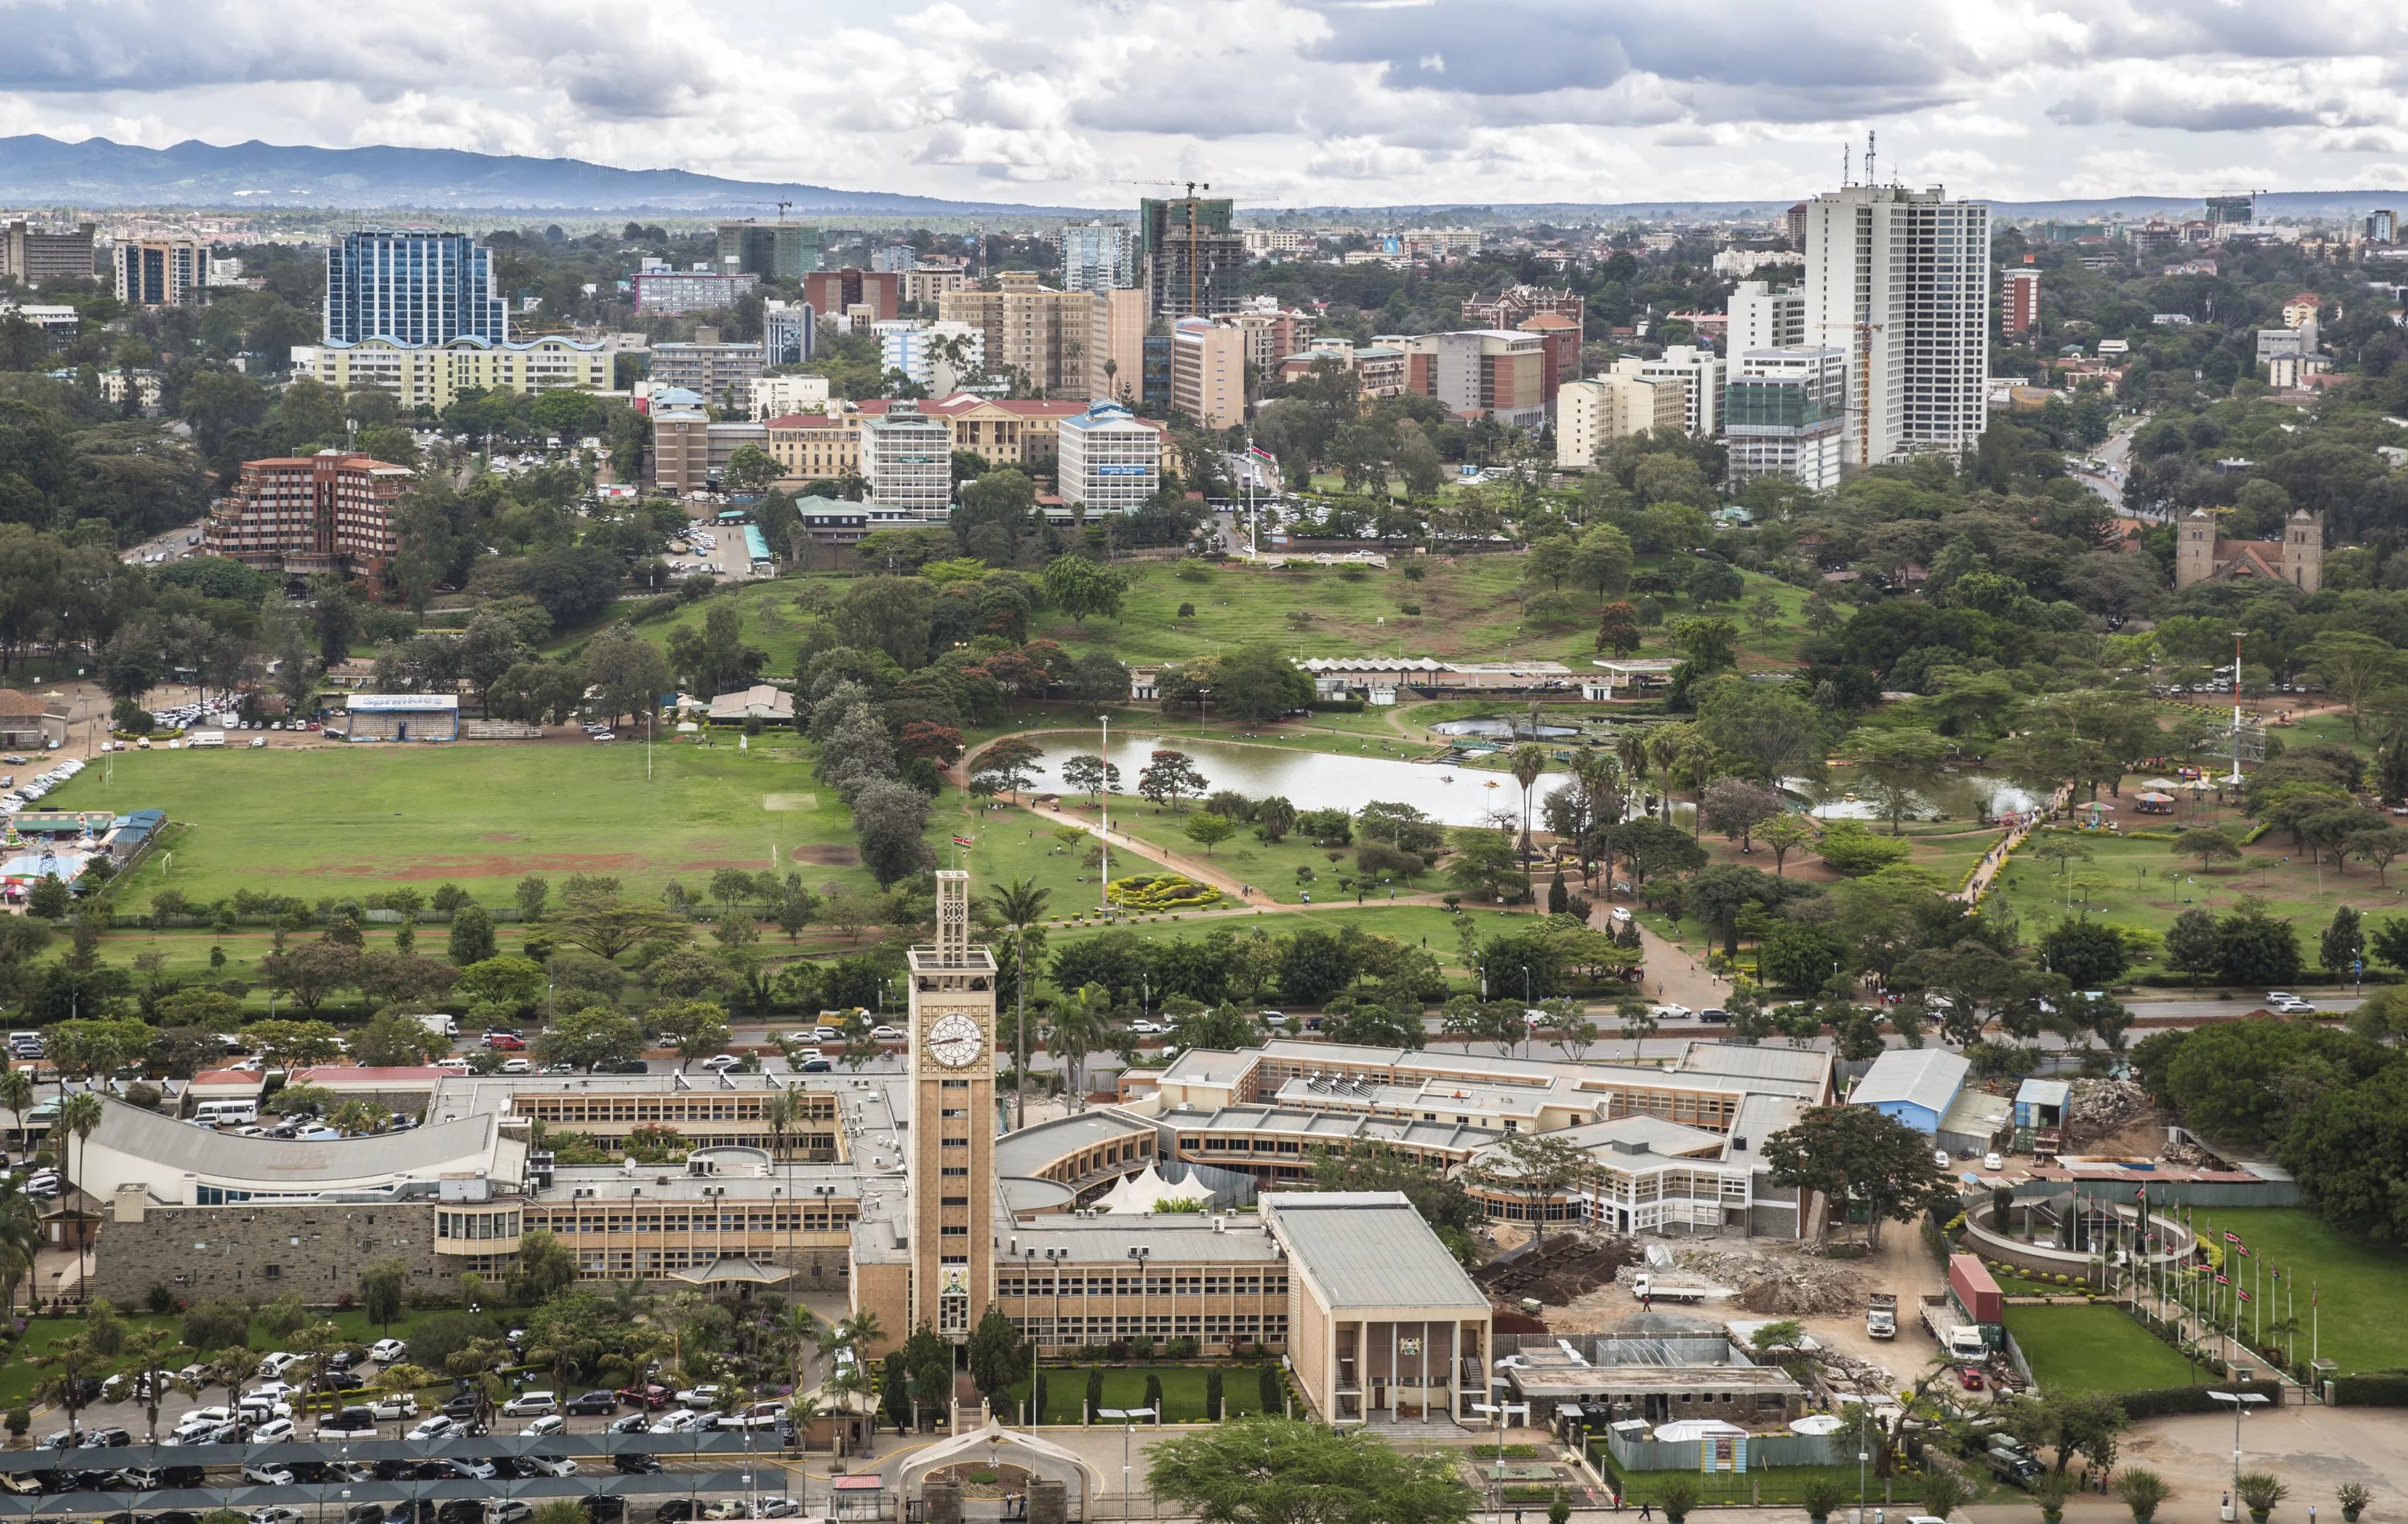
[1954,784,2071,904]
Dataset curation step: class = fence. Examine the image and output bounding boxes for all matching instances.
[1598,1428,1842,1471]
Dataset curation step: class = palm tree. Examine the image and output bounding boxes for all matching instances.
[57,1090,101,1222]
[0,1067,33,1152]
[1643,726,1684,822]
[983,877,1051,1131]
[1508,743,1549,870]
[608,1278,657,1322]
[0,1177,37,1314]
[1044,986,1111,1112]
[775,1303,820,1392]
[31,1332,100,1437]
[763,1085,799,1162]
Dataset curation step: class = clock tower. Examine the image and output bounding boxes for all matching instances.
[906,869,996,1340]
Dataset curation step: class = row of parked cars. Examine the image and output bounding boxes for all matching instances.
[2,755,83,813]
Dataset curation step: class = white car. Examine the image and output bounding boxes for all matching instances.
[648,1408,707,1434]
[250,1509,307,1524]
[502,1391,557,1416]
[717,1401,785,1430]
[673,1384,722,1408]
[368,1339,408,1363]
[1933,1150,1953,1169]
[246,1417,296,1444]
[255,1351,299,1378]
[242,1463,295,1486]
[1983,1152,2003,1171]
[173,1407,236,1440]
[238,1399,292,1424]
[366,1393,418,1420]
[1649,1004,1692,1021]
[525,1455,580,1477]
[755,1499,802,1518]
[1129,1020,1164,1035]
[405,1415,460,1441]
[872,1024,902,1039]
[700,1055,741,1071]
[499,1058,533,1075]
[246,1380,299,1401]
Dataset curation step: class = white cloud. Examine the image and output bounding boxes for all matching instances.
[6,0,2408,205]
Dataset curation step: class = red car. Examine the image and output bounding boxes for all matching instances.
[485,1034,527,1051]
[616,1384,669,1410]
[1958,1366,1986,1391]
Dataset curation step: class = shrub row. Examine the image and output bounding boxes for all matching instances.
[2332,1374,2408,1406]
[2117,1379,2283,1420]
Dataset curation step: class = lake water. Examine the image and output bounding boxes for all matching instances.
[1429,720,1580,739]
[1029,734,1573,827]
[1784,769,2040,823]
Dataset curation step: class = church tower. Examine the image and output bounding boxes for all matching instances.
[905,870,996,1342]
[2283,510,2324,593]
[2174,508,2215,589]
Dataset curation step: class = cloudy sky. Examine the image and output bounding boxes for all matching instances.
[6,0,2408,206]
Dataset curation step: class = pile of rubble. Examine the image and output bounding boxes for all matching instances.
[2068,1078,2150,1130]
[1478,1233,1639,1308]
[1611,1244,1865,1316]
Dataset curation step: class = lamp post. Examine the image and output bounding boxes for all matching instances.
[1468,1400,1529,1524]
[1096,1406,1157,1524]
[2207,1390,2268,1506]
[1097,714,1111,918]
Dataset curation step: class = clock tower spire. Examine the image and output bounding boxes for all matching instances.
[905,869,995,1340]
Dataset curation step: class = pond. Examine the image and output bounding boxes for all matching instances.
[1029,734,1572,827]
[1428,719,1581,739]
[1784,767,2040,823]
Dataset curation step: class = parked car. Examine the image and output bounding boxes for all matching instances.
[615,1383,670,1410]
[501,1391,557,1416]
[718,1401,786,1430]
[405,1416,459,1441]
[604,1412,650,1435]
[672,1384,722,1408]
[367,1393,418,1420]
[242,1463,296,1486]
[518,1415,566,1438]
[368,1339,408,1363]
[564,1390,618,1416]
[485,1504,532,1524]
[315,1408,377,1441]
[247,1418,296,1444]
[611,1453,664,1475]
[441,1457,498,1481]
[250,1509,307,1524]
[525,1456,580,1477]
[439,1392,481,1421]
[648,1408,706,1434]
[580,1499,626,1523]
[754,1500,803,1518]
[255,1351,301,1378]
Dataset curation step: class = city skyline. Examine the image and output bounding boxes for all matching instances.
[4,1,2408,210]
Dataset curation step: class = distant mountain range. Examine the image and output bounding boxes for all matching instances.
[0,135,2394,224]
[0,135,1072,215]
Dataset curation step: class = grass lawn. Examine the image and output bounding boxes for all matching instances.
[0,1307,451,1409]
[1011,1363,1278,1424]
[1046,903,1480,966]
[46,735,888,910]
[2196,1208,2408,1374]
[2000,1304,2196,1394]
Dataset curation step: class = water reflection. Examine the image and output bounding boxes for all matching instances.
[1783,769,2038,822]
[1029,734,1572,827]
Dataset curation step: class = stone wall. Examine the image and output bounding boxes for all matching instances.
[92,1201,452,1307]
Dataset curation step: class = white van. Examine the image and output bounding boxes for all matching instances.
[193,1099,259,1127]
[416,1013,459,1038]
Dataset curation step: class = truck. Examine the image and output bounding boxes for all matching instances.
[1949,1254,2005,1325]
[1919,1294,1991,1359]
[1985,1434,2044,1486]
[416,1013,459,1038]
[1865,1294,1898,1339]
[1631,1274,1714,1305]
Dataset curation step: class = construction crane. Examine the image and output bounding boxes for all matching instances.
[1118,178,1215,315]
[775,200,792,221]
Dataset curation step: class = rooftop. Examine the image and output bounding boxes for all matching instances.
[1851,1047,1969,1116]
[91,1098,506,1190]
[1263,1192,1487,1312]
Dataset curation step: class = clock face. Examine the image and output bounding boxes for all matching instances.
[924,1012,986,1069]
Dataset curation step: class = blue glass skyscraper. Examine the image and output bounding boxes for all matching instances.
[324,230,507,345]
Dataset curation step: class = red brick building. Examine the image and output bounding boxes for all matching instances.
[801,268,900,323]
[203,449,415,577]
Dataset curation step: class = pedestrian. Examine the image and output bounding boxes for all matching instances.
[1639,1502,1653,1522]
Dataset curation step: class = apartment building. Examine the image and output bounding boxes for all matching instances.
[632,270,758,315]
[326,229,506,344]
[901,264,970,307]
[306,335,611,411]
[1516,311,1580,402]
[113,238,207,307]
[1055,402,1165,512]
[648,331,764,413]
[1723,347,1848,493]
[803,268,900,323]
[202,450,415,577]
[1462,284,1582,331]
[1403,330,1548,427]
[1,221,96,286]
[1171,317,1247,430]
[1727,280,1807,352]
[1555,373,1682,469]
[1804,182,1991,465]
[1060,221,1135,292]
[765,412,860,482]
[763,300,816,367]
[939,274,1104,400]
[1227,296,1319,372]
[1618,345,1724,437]
[751,373,832,421]
[1277,340,1406,400]
[2002,268,2040,337]
[858,400,954,510]
[877,319,986,391]
[650,408,710,495]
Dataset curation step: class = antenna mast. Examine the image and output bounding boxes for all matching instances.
[1866,130,1877,187]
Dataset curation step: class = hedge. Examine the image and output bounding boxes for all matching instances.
[2332,1374,2408,1407]
[2116,1380,2283,1419]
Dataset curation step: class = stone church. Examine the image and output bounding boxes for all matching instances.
[2173,507,2323,592]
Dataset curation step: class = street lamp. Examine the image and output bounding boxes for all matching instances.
[1468,1400,1529,1524]
[1096,1406,1157,1524]
[2207,1390,2269,1510]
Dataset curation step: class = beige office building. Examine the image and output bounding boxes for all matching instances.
[1556,372,1683,468]
[1171,317,1246,430]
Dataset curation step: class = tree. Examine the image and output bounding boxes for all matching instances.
[972,735,1043,802]
[2039,919,2129,989]
[2162,908,2221,989]
[1148,1416,1476,1524]
[1697,678,1828,783]
[360,1259,409,1331]
[1568,523,1635,606]
[447,903,497,965]
[1699,778,1784,851]
[1845,726,1950,835]
[582,622,671,727]
[1207,643,1315,723]
[1137,750,1210,812]
[2217,897,2301,987]
[2008,1389,2130,1474]
[238,1018,345,1068]
[1445,827,1528,904]
[1462,1132,1588,1246]
[1758,813,1817,877]
[1761,1105,1954,1247]
[966,1305,1024,1415]
[2304,631,2406,738]
[652,1000,732,1071]
[2172,829,2242,874]
[2324,905,2365,978]
[534,1006,645,1071]
[1182,811,1237,855]
[1040,555,1129,623]
[1816,818,1913,876]
[351,1010,452,1067]
[1060,754,1119,802]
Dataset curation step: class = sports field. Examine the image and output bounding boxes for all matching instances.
[2000,1303,2196,1394]
[43,735,884,908]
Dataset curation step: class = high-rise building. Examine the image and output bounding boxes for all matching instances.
[2206,194,2255,231]
[2,221,96,287]
[871,243,918,274]
[1059,221,1134,293]
[1727,281,1807,352]
[1515,312,1580,403]
[113,238,207,307]
[201,449,415,577]
[651,409,710,495]
[1138,195,1243,319]
[763,300,816,367]
[1170,318,1247,430]
[2368,210,2398,245]
[715,221,822,280]
[877,319,986,392]
[1784,203,1809,249]
[1556,373,1683,469]
[858,400,954,510]
[938,274,1102,400]
[325,230,507,345]
[1099,287,1147,405]
[648,333,764,415]
[1055,402,1165,512]
[1723,348,1848,493]
[1617,346,1723,437]
[632,271,757,315]
[1804,183,1991,467]
[1403,331,1549,427]
[801,269,899,323]
[2001,268,2040,337]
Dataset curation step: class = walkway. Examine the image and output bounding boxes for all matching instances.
[1954,785,2070,905]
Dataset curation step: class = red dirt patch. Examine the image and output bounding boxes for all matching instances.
[296,851,646,880]
[477,833,527,842]
[785,843,860,865]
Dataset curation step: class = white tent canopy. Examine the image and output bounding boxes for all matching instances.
[1097,1164,1208,1215]
[1654,1419,1749,1442]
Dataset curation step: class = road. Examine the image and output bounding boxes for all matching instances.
[119,519,206,568]
[2071,416,2144,514]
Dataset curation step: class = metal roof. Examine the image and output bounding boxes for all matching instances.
[90,1097,502,1187]
[995,1109,1158,1180]
[1263,1192,1487,1312]
[2015,1078,2071,1107]
[1850,1048,1969,1116]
